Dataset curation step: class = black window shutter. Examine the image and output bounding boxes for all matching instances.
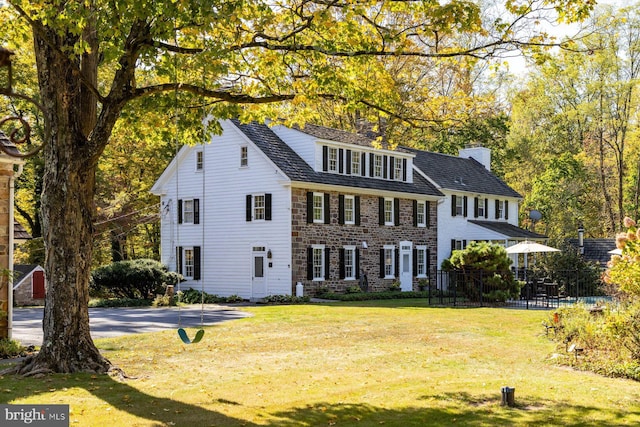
[339,149,344,173]
[346,150,352,175]
[193,246,201,280]
[324,193,330,224]
[265,193,272,221]
[338,195,345,225]
[176,246,183,275]
[426,201,431,228]
[379,197,385,225]
[379,249,385,278]
[427,249,431,275]
[451,240,456,252]
[355,196,361,225]
[307,192,313,223]
[325,247,331,279]
[394,249,399,277]
[474,197,479,218]
[413,248,418,276]
[383,155,388,179]
[361,153,367,176]
[505,200,509,220]
[484,198,489,218]
[389,156,394,179]
[394,198,400,226]
[178,199,183,224]
[194,199,200,224]
[495,200,499,219]
[339,248,345,279]
[413,200,418,227]
[322,146,328,171]
[369,153,374,177]
[451,195,457,216]
[355,248,360,279]
[463,240,467,248]
[463,196,468,217]
[402,158,407,181]
[246,195,252,222]
[307,247,313,280]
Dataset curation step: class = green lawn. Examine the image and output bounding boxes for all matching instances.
[2,300,639,426]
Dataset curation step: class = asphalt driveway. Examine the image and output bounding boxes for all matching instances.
[10,305,252,346]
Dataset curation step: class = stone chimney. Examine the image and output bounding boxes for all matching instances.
[459,145,491,171]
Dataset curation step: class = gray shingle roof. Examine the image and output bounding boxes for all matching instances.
[231,120,443,197]
[567,238,616,268]
[469,220,547,239]
[405,148,521,198]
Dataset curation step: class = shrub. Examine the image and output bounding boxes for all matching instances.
[90,259,181,299]
[152,294,176,307]
[0,338,25,358]
[261,294,310,304]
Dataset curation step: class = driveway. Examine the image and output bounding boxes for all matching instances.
[10,305,252,346]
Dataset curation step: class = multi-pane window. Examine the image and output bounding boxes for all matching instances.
[416,246,427,277]
[453,240,465,251]
[184,249,194,278]
[455,196,464,216]
[344,246,356,280]
[394,157,403,180]
[374,155,383,177]
[254,194,265,220]
[351,151,361,175]
[497,200,504,219]
[478,199,485,217]
[344,195,355,224]
[196,151,203,170]
[313,246,325,280]
[313,193,324,223]
[384,246,395,278]
[384,198,394,225]
[183,200,194,224]
[328,147,338,172]
[240,146,248,167]
[416,201,426,227]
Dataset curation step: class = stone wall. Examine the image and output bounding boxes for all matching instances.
[291,187,437,295]
[0,163,12,338]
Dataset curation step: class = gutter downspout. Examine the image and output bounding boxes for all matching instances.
[7,162,23,340]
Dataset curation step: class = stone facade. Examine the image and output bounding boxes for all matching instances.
[13,276,45,306]
[291,187,437,295]
[0,163,12,338]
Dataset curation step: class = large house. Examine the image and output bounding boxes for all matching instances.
[151,119,539,299]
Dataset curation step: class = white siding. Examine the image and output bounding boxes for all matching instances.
[270,125,317,169]
[156,120,292,299]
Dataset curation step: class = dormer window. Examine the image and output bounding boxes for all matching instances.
[373,154,383,178]
[328,147,338,172]
[351,151,361,175]
[393,157,403,180]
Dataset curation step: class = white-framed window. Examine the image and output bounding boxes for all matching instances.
[497,200,504,219]
[478,198,485,217]
[313,193,324,223]
[384,245,395,278]
[394,157,403,180]
[416,245,428,277]
[351,151,361,175]
[344,245,356,280]
[328,147,338,172]
[384,198,394,226]
[374,154,383,178]
[416,201,426,227]
[455,196,464,216]
[254,194,265,220]
[196,151,203,170]
[184,248,194,278]
[183,200,194,224]
[312,245,325,280]
[453,240,465,251]
[344,195,355,225]
[240,146,248,167]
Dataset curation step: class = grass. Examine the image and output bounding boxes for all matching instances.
[2,300,640,426]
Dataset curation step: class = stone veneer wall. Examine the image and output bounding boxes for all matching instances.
[291,187,437,295]
[13,277,44,306]
[0,163,12,338]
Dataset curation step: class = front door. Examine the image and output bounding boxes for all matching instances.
[252,246,267,298]
[399,241,413,292]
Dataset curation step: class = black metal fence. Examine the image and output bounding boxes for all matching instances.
[427,269,610,309]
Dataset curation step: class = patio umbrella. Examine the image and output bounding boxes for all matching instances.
[505,241,560,254]
[608,248,622,255]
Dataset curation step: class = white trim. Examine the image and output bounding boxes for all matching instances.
[343,245,357,280]
[311,244,325,281]
[383,245,395,279]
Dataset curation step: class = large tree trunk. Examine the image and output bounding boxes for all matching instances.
[11,27,110,375]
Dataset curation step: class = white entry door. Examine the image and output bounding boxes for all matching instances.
[399,241,413,292]
[252,246,267,298]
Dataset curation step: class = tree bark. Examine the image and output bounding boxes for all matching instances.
[11,27,111,375]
